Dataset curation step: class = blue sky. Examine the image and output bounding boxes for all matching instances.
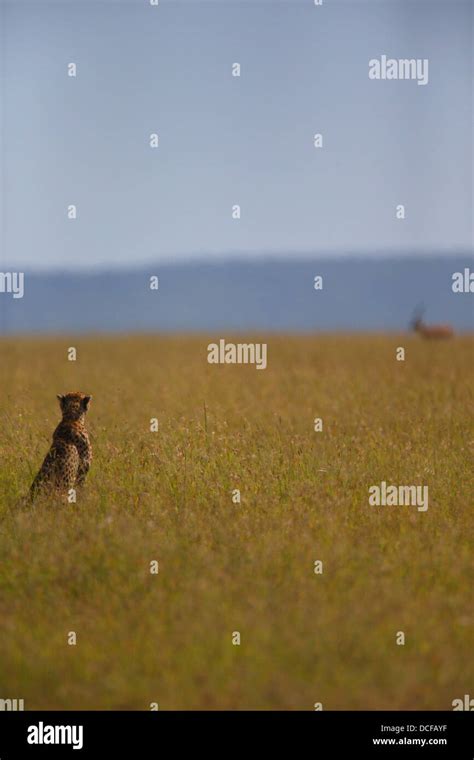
[1,0,472,270]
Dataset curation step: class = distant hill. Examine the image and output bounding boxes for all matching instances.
[0,255,472,334]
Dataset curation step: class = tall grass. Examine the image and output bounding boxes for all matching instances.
[0,334,472,709]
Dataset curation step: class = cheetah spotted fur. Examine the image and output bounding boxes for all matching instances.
[30,392,92,498]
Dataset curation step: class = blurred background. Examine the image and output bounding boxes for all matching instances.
[0,0,472,333]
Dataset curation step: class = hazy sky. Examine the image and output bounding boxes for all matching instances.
[1,0,472,270]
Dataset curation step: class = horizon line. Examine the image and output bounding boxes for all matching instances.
[3,248,473,275]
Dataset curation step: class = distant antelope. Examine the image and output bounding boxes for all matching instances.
[410,307,453,339]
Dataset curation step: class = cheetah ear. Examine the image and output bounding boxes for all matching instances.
[82,395,92,409]
[57,394,65,403]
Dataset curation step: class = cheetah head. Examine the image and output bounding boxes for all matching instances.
[57,392,92,421]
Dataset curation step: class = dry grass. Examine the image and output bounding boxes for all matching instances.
[0,334,472,710]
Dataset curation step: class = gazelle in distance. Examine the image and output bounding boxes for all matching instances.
[410,305,454,339]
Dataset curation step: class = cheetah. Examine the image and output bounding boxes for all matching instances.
[30,392,92,498]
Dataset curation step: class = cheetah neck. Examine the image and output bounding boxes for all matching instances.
[61,414,87,427]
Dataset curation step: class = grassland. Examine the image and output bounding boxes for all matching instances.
[0,334,472,710]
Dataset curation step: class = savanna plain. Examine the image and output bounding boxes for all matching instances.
[0,334,472,709]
